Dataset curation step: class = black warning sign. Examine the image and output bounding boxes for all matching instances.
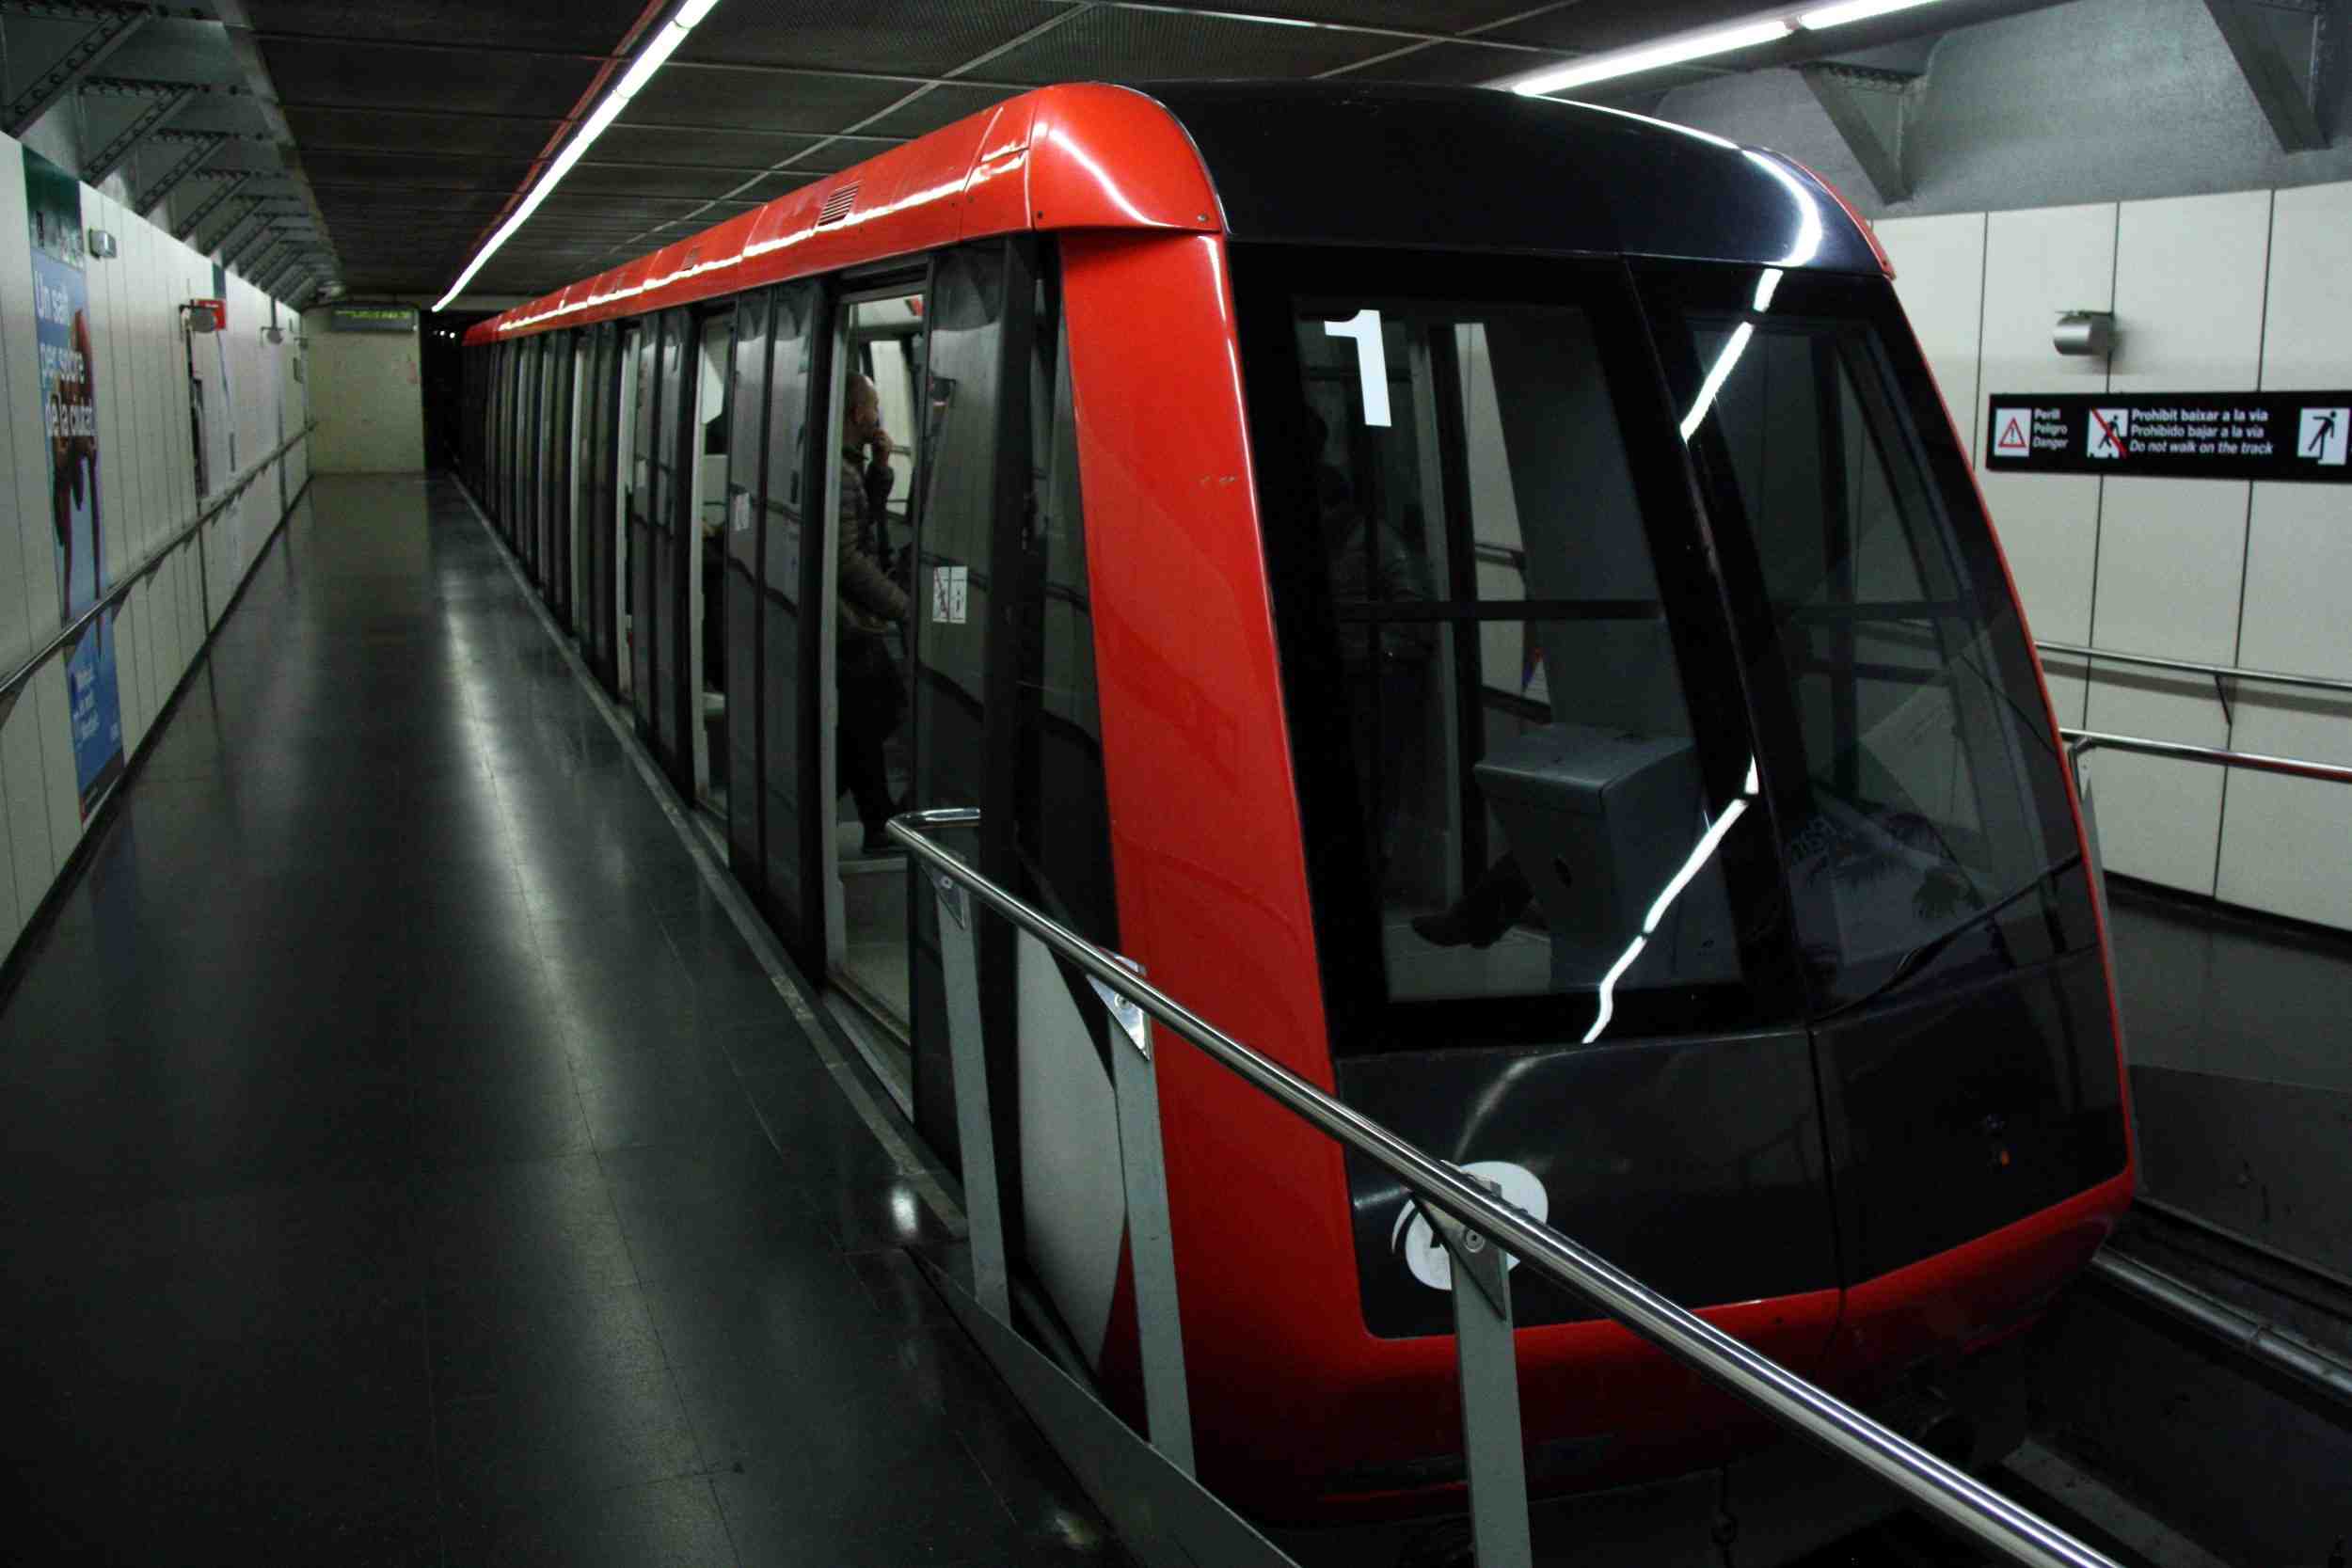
[1984,392,2352,482]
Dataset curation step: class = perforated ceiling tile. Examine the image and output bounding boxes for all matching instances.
[850,84,1024,141]
[1480,0,1786,54]
[595,125,839,170]
[1340,40,1560,84]
[581,164,766,201]
[628,63,912,132]
[986,5,1398,84]
[678,0,1070,81]
[1139,0,1551,29]
[243,0,655,54]
[298,149,537,188]
[255,37,601,118]
[284,105,564,160]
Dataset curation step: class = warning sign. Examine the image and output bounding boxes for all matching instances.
[2300,407,2347,467]
[1993,407,2030,456]
[1983,390,2352,483]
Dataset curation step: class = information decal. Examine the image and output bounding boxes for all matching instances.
[25,150,122,815]
[1984,391,2352,483]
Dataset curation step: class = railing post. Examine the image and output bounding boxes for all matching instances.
[1090,968,1196,1476]
[933,875,1009,1322]
[1419,1186,1534,1568]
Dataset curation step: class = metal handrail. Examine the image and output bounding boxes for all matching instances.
[2061,729,2352,787]
[2039,640,2352,700]
[886,807,2129,1568]
[0,421,315,704]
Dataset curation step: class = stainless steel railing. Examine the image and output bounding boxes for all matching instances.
[0,421,316,704]
[888,805,2131,1568]
[2038,640,2352,701]
[2061,729,2352,788]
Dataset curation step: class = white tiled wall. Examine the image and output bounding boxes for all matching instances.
[0,131,311,961]
[1881,179,2352,927]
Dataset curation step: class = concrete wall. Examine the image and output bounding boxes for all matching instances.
[1878,178,2352,931]
[1655,0,2352,219]
[0,128,310,964]
[303,313,423,473]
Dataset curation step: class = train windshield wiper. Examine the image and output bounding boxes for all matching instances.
[1817,851,2084,1022]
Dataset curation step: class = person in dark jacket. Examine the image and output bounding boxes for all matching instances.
[839,373,912,855]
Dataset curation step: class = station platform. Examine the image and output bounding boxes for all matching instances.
[0,473,1120,1566]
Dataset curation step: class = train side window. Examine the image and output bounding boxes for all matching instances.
[1254,273,1775,1050]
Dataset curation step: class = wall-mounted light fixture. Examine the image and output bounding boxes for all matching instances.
[86,229,119,259]
[2054,310,2115,357]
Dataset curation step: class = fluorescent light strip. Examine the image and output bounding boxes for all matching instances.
[1508,0,1945,96]
[433,0,723,312]
[1512,18,1792,96]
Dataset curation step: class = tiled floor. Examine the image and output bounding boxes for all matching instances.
[0,474,1122,1566]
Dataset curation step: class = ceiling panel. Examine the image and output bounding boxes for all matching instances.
[850,84,1024,142]
[987,7,1400,83]
[1481,0,1782,53]
[243,0,654,53]
[678,0,1068,79]
[629,64,911,132]
[556,161,766,199]
[1135,0,1546,27]
[1343,40,1551,85]
[254,37,602,118]
[596,124,840,169]
[284,105,566,158]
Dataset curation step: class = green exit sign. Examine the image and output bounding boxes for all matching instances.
[328,305,417,333]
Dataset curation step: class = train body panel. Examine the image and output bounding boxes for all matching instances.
[460,79,2135,1528]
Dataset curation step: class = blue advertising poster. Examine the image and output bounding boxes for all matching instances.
[26,149,122,816]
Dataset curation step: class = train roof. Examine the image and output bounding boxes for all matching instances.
[464,81,1883,347]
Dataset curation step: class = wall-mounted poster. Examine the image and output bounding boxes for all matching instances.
[26,149,121,816]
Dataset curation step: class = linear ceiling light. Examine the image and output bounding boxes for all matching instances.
[432,0,722,311]
[1507,0,1942,96]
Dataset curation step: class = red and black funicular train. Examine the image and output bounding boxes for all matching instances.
[466,81,2133,1522]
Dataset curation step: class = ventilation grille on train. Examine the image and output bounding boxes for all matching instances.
[817,183,860,228]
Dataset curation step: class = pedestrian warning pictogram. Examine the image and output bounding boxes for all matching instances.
[1994,408,2029,455]
[2301,407,2347,467]
[2087,408,2130,459]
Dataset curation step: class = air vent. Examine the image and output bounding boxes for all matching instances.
[817,182,860,228]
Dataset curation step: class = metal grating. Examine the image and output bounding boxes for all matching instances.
[851,83,1026,141]
[1344,40,1550,84]
[282,104,567,159]
[678,0,1070,82]
[251,37,602,118]
[816,182,862,226]
[591,124,844,170]
[987,7,1403,85]
[241,0,658,55]
[1482,0,1792,54]
[628,63,910,133]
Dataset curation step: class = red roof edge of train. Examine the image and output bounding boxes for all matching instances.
[460,83,1219,347]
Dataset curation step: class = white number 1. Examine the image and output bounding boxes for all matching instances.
[1323,309,1391,429]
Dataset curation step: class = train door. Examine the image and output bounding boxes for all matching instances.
[615,323,643,704]
[523,335,547,585]
[819,280,928,1048]
[748,283,821,960]
[548,330,576,627]
[537,334,564,596]
[720,290,773,890]
[685,307,733,815]
[580,322,619,687]
[648,309,696,794]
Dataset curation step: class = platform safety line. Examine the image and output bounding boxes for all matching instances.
[450,481,968,1239]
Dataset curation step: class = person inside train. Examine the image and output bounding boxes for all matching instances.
[1310,406,1436,892]
[838,372,911,856]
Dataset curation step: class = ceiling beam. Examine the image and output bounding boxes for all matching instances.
[2201,0,2327,150]
[1,1,147,136]
[173,167,251,240]
[212,0,344,296]
[130,128,224,214]
[1798,61,1916,204]
[78,76,200,185]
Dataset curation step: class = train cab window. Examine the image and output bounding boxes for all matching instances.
[1645,264,2096,1013]
[1243,259,1784,1052]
